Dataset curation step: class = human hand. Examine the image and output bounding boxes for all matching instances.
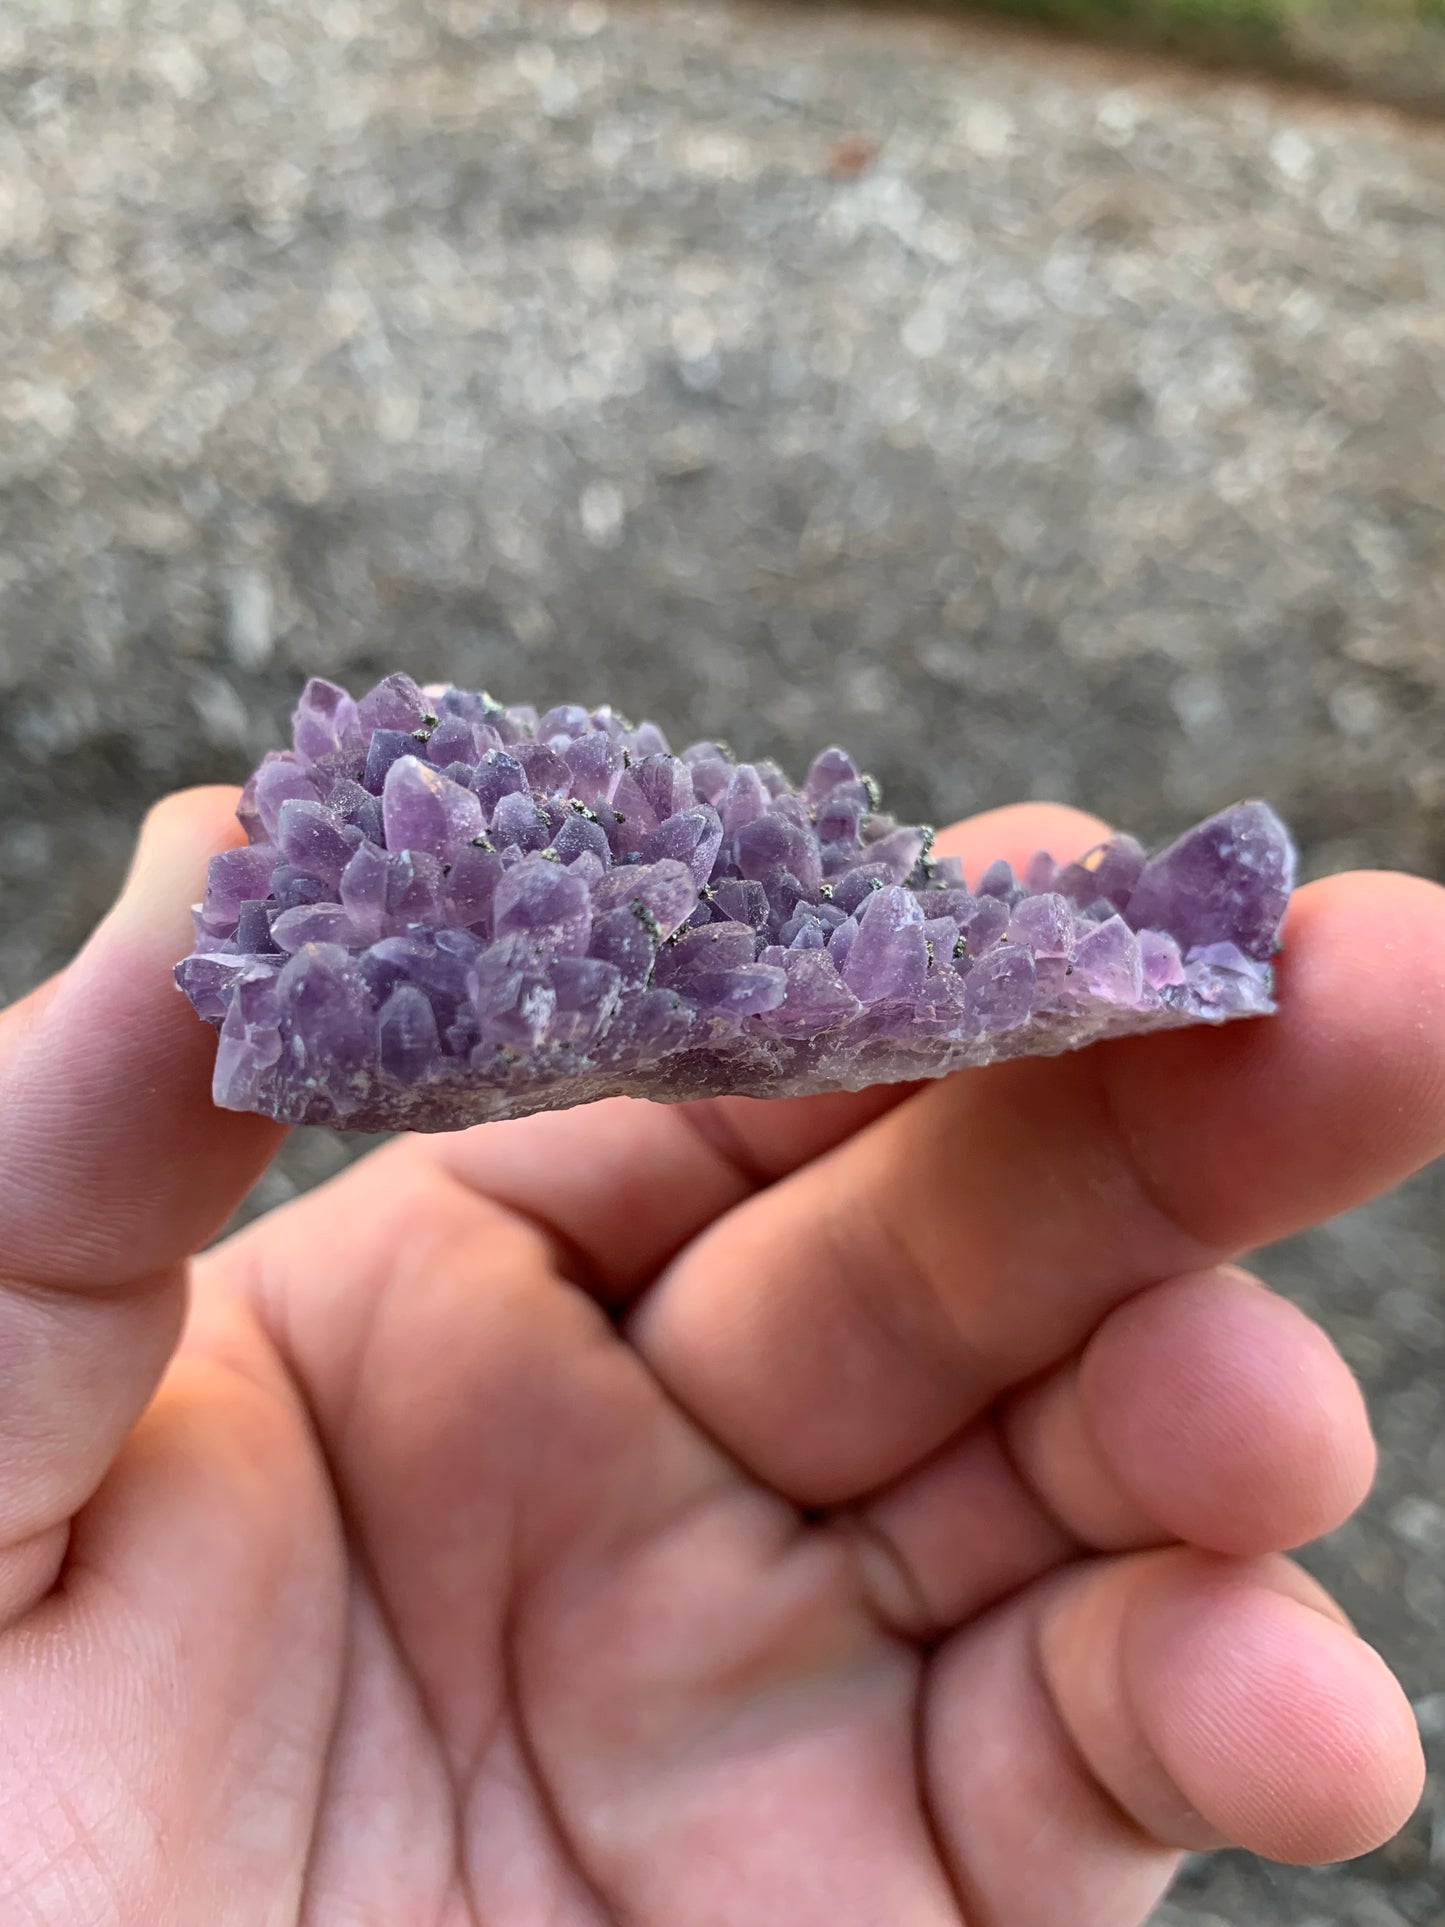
[1,788,1440,1927]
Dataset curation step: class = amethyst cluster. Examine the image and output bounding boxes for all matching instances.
[175,675,1296,1132]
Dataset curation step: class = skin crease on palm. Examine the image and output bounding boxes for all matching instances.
[0,790,1441,1927]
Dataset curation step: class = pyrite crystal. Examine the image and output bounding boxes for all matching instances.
[175,675,1296,1132]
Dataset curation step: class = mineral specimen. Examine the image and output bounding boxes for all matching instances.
[174,675,1296,1132]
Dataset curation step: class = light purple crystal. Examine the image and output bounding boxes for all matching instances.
[1073,915,1145,1005]
[382,756,484,862]
[358,672,431,736]
[1008,892,1074,959]
[840,887,929,1006]
[1139,928,1187,991]
[291,677,361,764]
[174,675,1298,1131]
[276,800,357,888]
[965,944,1036,1028]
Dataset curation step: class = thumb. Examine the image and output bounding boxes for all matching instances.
[0,788,281,1612]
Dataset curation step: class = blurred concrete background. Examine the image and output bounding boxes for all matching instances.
[1,2,1442,1920]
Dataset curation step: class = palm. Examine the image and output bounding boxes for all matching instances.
[191,1143,952,1925]
[0,791,1439,1927]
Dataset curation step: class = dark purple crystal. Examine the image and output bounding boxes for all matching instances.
[1122,801,1293,963]
[174,676,1297,1131]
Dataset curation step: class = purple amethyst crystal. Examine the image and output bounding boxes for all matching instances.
[174,676,1297,1132]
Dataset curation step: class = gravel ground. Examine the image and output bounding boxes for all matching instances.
[1,2,1443,1920]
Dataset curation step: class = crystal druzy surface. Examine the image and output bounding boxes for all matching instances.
[175,675,1296,1132]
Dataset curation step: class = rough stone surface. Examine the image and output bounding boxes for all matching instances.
[176,675,1293,1128]
[1,2,1442,1919]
